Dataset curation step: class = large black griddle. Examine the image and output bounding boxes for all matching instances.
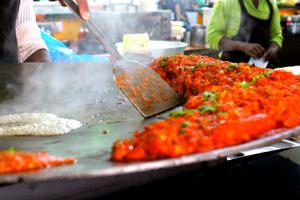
[0,62,299,199]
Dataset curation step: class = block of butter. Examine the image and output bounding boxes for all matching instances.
[122,33,150,54]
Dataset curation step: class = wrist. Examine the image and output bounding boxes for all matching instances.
[270,42,280,52]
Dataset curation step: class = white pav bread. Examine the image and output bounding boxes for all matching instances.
[0,113,82,136]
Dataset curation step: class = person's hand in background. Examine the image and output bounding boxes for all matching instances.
[242,43,265,59]
[50,0,89,20]
[263,43,280,62]
[219,38,265,59]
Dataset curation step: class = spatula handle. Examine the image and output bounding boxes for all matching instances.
[63,0,123,62]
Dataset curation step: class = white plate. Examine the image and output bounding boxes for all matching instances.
[275,66,300,75]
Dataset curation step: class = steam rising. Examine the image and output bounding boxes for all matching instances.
[0,11,167,124]
[0,62,141,125]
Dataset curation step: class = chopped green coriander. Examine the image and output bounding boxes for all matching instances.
[228,63,238,71]
[240,81,250,88]
[218,111,228,116]
[169,109,195,117]
[179,128,186,135]
[199,104,217,113]
[197,62,205,67]
[251,77,258,84]
[181,121,191,128]
[160,58,167,68]
[264,71,272,77]
[7,147,16,153]
[202,91,217,102]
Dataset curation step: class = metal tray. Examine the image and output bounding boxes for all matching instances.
[0,62,300,186]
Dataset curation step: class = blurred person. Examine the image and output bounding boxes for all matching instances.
[158,0,191,30]
[0,0,88,64]
[206,0,283,66]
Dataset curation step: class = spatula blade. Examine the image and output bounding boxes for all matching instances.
[114,59,184,118]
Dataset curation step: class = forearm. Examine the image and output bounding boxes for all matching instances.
[263,42,281,62]
[219,37,245,52]
[220,37,265,59]
[24,49,50,62]
[205,0,226,50]
[269,2,283,48]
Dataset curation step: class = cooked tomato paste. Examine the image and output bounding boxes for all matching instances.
[0,149,75,174]
[111,54,300,161]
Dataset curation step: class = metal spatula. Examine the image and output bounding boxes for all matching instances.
[63,0,183,118]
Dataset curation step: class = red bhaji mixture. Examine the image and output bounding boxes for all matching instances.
[111,54,300,161]
[0,149,75,174]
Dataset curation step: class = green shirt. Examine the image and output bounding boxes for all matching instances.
[206,0,283,50]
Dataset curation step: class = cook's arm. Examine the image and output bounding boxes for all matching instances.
[219,38,265,59]
[263,2,282,61]
[24,49,49,62]
[16,0,50,62]
[206,0,226,50]
[50,0,89,20]
[269,2,283,48]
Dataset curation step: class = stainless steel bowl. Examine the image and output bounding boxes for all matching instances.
[292,15,300,23]
[287,23,300,34]
[190,25,206,47]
